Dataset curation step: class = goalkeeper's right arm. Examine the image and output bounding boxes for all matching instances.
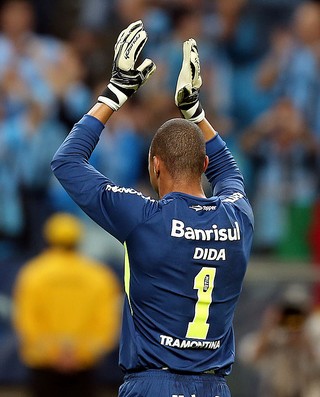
[89,20,156,125]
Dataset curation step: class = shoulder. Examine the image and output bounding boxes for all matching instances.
[104,184,156,201]
[218,192,254,227]
[103,183,161,215]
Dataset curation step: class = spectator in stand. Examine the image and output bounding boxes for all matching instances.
[13,213,122,397]
[258,1,320,136]
[0,0,92,130]
[67,26,111,91]
[151,7,204,92]
[0,99,23,257]
[7,101,66,254]
[0,0,92,254]
[239,285,319,397]
[208,0,275,130]
[241,98,317,255]
[78,0,115,32]
[0,0,62,115]
[92,101,145,188]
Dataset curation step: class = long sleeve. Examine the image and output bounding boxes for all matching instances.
[51,115,158,243]
[205,134,254,225]
[205,134,244,196]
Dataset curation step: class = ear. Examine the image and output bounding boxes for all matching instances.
[203,155,209,173]
[153,156,160,177]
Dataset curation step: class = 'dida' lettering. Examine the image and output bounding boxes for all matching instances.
[193,248,226,261]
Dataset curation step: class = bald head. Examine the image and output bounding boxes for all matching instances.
[149,118,206,181]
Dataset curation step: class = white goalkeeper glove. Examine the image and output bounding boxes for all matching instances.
[98,20,156,111]
[175,38,205,123]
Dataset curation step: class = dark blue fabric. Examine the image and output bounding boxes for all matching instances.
[119,370,231,397]
[52,115,254,376]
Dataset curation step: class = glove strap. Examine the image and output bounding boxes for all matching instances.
[179,101,205,123]
[98,83,133,111]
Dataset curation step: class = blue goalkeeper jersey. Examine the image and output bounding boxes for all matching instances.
[51,115,254,376]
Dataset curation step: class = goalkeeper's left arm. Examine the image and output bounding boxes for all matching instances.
[174,38,217,142]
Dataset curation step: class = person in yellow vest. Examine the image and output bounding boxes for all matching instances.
[13,213,122,397]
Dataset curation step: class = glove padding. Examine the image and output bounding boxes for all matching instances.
[175,38,205,123]
[98,20,156,111]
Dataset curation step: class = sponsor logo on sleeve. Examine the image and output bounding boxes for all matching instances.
[105,184,155,202]
[189,205,216,212]
[222,192,244,203]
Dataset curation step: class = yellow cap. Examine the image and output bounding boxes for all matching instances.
[44,213,84,247]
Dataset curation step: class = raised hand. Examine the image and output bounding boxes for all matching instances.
[98,20,156,111]
[175,38,205,123]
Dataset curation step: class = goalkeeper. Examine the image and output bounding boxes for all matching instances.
[52,21,254,397]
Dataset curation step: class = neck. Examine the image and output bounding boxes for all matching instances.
[158,178,206,199]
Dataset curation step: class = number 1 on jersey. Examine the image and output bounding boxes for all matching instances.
[186,267,216,339]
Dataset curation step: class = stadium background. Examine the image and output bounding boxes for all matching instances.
[1,0,320,395]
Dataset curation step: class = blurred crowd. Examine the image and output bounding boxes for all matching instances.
[1,0,320,264]
[1,0,320,393]
[0,0,309,255]
[240,284,320,397]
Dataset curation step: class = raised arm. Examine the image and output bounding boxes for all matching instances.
[174,38,246,199]
[174,38,217,142]
[51,21,157,242]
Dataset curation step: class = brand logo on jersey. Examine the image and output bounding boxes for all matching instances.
[172,393,218,396]
[105,184,155,202]
[189,205,216,212]
[172,395,196,397]
[171,219,241,241]
[222,192,244,203]
[160,335,220,350]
